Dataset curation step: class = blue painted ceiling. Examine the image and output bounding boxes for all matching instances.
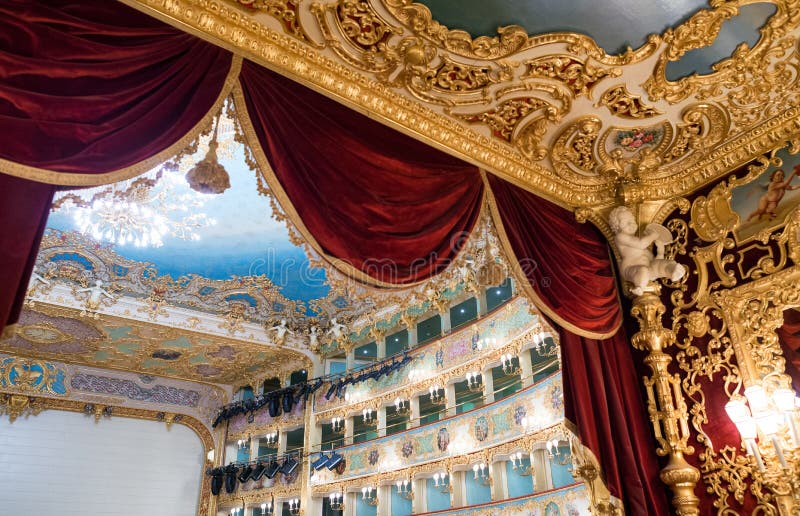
[47,145,330,306]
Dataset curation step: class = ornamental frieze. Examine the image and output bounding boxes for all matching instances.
[125,0,800,208]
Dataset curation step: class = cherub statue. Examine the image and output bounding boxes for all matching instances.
[77,280,113,314]
[326,318,347,341]
[268,318,294,345]
[609,206,686,296]
[27,268,50,296]
[308,325,321,352]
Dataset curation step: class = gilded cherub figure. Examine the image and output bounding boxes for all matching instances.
[77,280,114,315]
[326,318,346,341]
[609,206,686,296]
[268,318,294,345]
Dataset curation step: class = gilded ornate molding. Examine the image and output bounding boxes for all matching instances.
[121,0,800,208]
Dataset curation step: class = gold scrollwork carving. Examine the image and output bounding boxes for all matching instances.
[523,56,619,98]
[233,0,316,43]
[597,85,662,119]
[456,97,560,160]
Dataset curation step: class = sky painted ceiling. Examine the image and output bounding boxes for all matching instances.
[47,140,330,306]
[416,0,776,79]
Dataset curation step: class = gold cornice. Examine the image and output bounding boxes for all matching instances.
[121,0,571,205]
[119,0,800,210]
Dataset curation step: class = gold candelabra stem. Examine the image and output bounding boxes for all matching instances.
[631,291,700,515]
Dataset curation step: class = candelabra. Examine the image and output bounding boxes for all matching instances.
[236,439,249,450]
[396,479,413,500]
[287,498,300,516]
[510,451,532,476]
[500,354,519,376]
[432,471,450,493]
[725,383,800,473]
[475,337,497,351]
[229,509,242,516]
[260,499,274,515]
[361,486,379,506]
[264,431,278,446]
[472,463,491,486]
[465,371,482,392]
[329,491,344,512]
[362,407,377,427]
[546,439,572,466]
[331,417,344,434]
[429,385,445,405]
[393,397,410,415]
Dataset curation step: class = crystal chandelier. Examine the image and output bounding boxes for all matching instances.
[63,173,216,248]
[52,105,236,248]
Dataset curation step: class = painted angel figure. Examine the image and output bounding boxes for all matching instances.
[609,206,686,296]
[326,318,346,341]
[268,318,294,345]
[745,166,800,222]
[77,280,113,312]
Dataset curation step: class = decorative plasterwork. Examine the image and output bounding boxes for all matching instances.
[1,303,311,386]
[122,0,800,208]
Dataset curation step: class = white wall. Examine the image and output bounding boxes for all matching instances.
[0,409,204,515]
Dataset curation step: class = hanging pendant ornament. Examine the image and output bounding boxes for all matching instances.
[185,114,231,194]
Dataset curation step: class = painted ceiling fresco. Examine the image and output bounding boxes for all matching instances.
[0,305,309,385]
[416,0,709,52]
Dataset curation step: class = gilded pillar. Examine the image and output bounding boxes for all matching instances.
[630,290,700,515]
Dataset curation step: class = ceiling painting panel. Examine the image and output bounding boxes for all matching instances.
[0,305,310,386]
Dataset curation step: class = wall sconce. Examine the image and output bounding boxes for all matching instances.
[472,462,491,486]
[236,439,249,450]
[432,471,450,492]
[394,397,410,415]
[510,452,532,476]
[465,371,482,392]
[361,486,379,506]
[288,498,300,516]
[725,384,800,472]
[331,417,345,434]
[362,407,377,427]
[500,354,519,376]
[395,479,413,500]
[546,439,572,466]
[329,491,344,512]
[429,385,445,405]
[264,431,278,446]
[260,499,274,515]
[476,337,497,350]
[229,509,242,516]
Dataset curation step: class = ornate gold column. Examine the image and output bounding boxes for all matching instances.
[630,290,700,515]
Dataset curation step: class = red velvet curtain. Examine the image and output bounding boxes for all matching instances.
[559,328,669,514]
[485,174,667,514]
[485,173,621,337]
[0,0,233,176]
[238,60,484,284]
[0,0,234,335]
[0,175,53,333]
[777,309,800,390]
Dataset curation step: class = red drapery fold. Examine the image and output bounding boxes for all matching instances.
[0,174,53,334]
[777,309,800,391]
[559,328,669,515]
[237,60,484,285]
[485,173,621,338]
[485,173,666,514]
[0,0,235,335]
[0,0,234,181]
